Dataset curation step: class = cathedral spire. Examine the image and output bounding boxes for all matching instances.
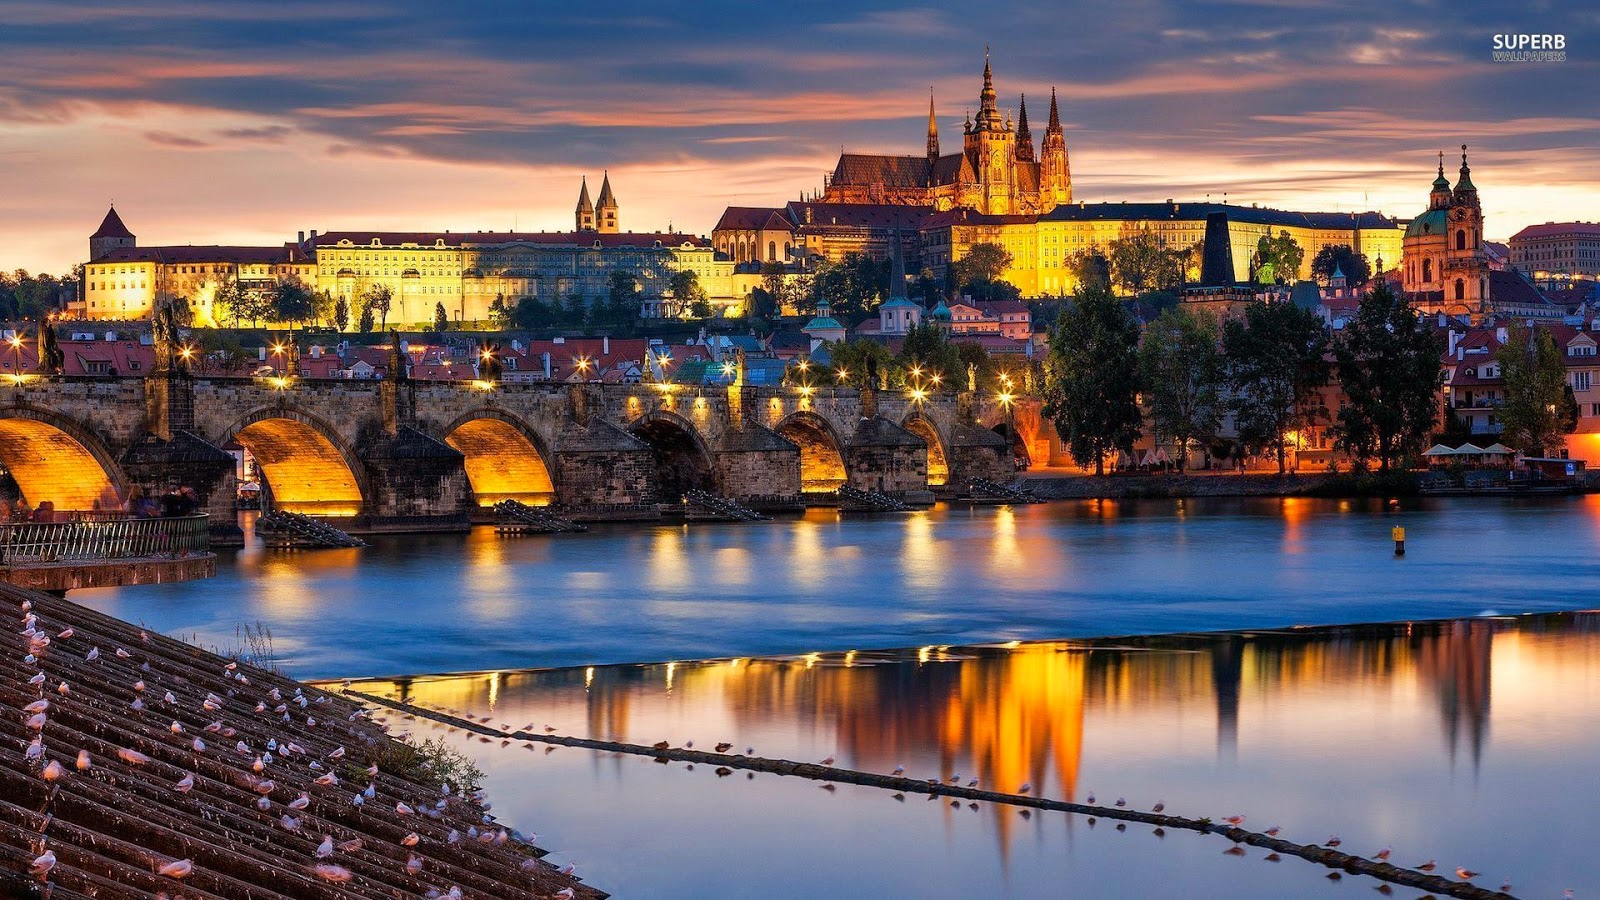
[575,176,595,232]
[1453,143,1477,197]
[975,49,1001,130]
[926,88,939,159]
[1046,86,1062,134]
[1015,93,1034,162]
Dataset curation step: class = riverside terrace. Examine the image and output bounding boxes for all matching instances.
[0,369,1041,540]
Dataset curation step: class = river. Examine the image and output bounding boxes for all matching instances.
[77,496,1600,679]
[72,497,1600,897]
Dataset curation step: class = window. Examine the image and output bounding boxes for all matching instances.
[1423,259,1432,282]
[1457,230,1466,251]
[1574,372,1592,392]
[1454,279,1464,300]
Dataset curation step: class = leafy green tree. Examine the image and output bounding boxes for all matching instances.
[811,253,889,319]
[357,302,375,333]
[333,295,351,332]
[1138,306,1224,472]
[487,294,509,329]
[1065,247,1112,293]
[1223,300,1329,473]
[433,301,449,333]
[897,322,963,388]
[362,284,393,330]
[824,338,895,388]
[952,243,1019,302]
[1108,227,1183,296]
[1041,284,1143,475]
[1310,244,1371,287]
[668,269,710,319]
[1331,284,1443,472]
[1496,322,1576,457]
[1252,230,1305,285]
[605,271,641,326]
[270,278,315,326]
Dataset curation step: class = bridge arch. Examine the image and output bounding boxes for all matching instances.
[775,410,847,493]
[900,413,949,487]
[217,407,367,516]
[628,409,715,501]
[441,408,555,506]
[0,404,128,513]
[990,421,1031,467]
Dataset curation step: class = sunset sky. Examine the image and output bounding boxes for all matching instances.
[2,0,1596,275]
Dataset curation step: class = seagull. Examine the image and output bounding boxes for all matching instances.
[1455,867,1479,881]
[1325,835,1341,847]
[1017,783,1032,794]
[1223,815,1246,827]
[1223,846,1246,856]
[311,863,352,882]
[85,647,99,661]
[40,760,64,782]
[891,765,905,776]
[402,832,420,846]
[315,836,334,858]
[157,859,193,878]
[1152,801,1165,813]
[1264,825,1280,836]
[1415,859,1436,871]
[56,682,69,696]
[30,850,56,879]
[715,742,732,753]
[289,794,311,810]
[406,854,423,874]
[1115,797,1126,807]
[820,756,834,766]
[174,773,194,793]
[76,750,90,771]
[967,779,979,788]
[1374,847,1391,861]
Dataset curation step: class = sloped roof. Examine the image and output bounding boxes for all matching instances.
[714,207,791,232]
[316,232,709,250]
[0,584,597,899]
[94,245,313,266]
[830,154,934,189]
[1490,269,1559,309]
[782,201,934,230]
[1041,201,1403,231]
[1510,222,1600,241]
[91,206,134,239]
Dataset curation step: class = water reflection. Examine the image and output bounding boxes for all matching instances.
[344,614,1600,898]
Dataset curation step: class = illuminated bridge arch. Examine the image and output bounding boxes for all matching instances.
[441,409,555,506]
[627,409,714,501]
[775,410,847,493]
[900,413,949,487]
[0,405,128,512]
[217,407,367,517]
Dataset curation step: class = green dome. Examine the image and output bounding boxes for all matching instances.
[928,300,952,321]
[1405,207,1447,238]
[804,315,843,331]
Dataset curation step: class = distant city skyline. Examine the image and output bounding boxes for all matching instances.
[1,0,1596,274]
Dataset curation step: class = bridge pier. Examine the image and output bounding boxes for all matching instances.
[846,417,931,499]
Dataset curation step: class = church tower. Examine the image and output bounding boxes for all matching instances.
[926,89,940,161]
[90,205,136,261]
[1039,87,1071,206]
[1015,94,1034,163]
[575,177,596,232]
[1445,145,1488,315]
[596,172,619,233]
[962,52,1015,215]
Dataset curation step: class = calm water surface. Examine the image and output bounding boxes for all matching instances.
[341,616,1599,899]
[77,496,1600,678]
[72,498,1600,897]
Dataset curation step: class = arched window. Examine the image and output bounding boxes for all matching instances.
[768,241,776,262]
[1423,259,1432,282]
[1455,279,1465,300]
[1456,230,1466,251]
[785,242,793,258]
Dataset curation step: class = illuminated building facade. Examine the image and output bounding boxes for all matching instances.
[820,56,1070,216]
[1402,147,1491,319]
[1509,221,1600,281]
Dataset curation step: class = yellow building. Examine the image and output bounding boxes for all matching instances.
[921,201,1407,297]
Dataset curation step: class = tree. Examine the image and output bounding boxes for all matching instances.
[357,302,375,333]
[605,271,641,326]
[1063,247,1112,294]
[362,284,393,330]
[333,295,351,332]
[810,253,888,319]
[668,269,710,319]
[897,322,963,388]
[1041,284,1143,475]
[952,243,1018,302]
[1252,230,1305,285]
[1108,227,1183,296]
[1496,322,1575,457]
[212,277,248,328]
[1223,300,1330,473]
[1330,284,1442,472]
[1310,244,1372,287]
[1138,306,1224,472]
[270,278,315,326]
[433,302,449,333]
[824,338,895,388]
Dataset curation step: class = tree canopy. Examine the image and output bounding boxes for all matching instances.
[1222,300,1329,473]
[1041,284,1143,474]
[1108,227,1185,296]
[1252,230,1305,285]
[1496,322,1577,457]
[1310,244,1372,287]
[1331,283,1443,472]
[1138,305,1224,471]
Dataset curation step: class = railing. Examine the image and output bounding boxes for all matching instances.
[0,514,210,567]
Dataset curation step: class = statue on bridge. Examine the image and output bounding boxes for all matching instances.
[150,301,186,375]
[864,355,878,391]
[966,362,977,393]
[387,330,408,382]
[34,319,63,376]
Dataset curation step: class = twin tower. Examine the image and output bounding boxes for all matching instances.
[575,173,619,233]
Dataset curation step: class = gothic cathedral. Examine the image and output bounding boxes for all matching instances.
[820,55,1071,216]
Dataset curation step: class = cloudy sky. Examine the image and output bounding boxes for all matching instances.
[1,0,1595,274]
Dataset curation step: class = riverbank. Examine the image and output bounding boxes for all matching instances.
[0,584,601,898]
[1019,470,1422,499]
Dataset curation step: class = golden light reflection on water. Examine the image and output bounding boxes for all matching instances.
[339,613,1600,863]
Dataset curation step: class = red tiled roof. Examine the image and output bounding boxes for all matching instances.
[714,207,791,232]
[1510,222,1600,241]
[316,231,709,249]
[91,206,134,239]
[93,245,313,266]
[782,201,933,230]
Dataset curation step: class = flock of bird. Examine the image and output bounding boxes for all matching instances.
[9,594,585,898]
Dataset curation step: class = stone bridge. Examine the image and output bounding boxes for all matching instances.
[0,374,1045,536]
